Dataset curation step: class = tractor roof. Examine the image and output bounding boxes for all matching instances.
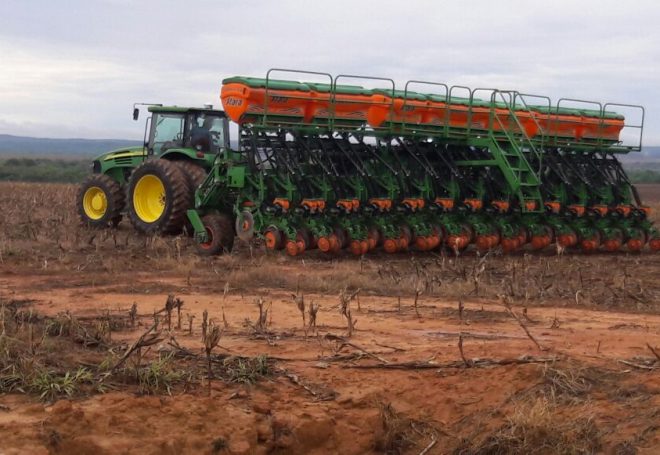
[148,105,226,116]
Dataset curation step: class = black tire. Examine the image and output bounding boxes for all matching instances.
[264,225,285,250]
[235,210,255,241]
[172,161,208,236]
[297,227,313,249]
[127,160,192,234]
[400,225,413,243]
[334,227,349,248]
[174,160,207,190]
[196,213,235,255]
[76,174,125,228]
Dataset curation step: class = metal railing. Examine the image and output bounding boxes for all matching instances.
[253,68,644,152]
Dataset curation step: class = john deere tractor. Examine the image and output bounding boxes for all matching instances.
[77,104,229,234]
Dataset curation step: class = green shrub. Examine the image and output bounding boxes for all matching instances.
[0,158,89,183]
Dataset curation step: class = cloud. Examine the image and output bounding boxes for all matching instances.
[0,0,659,143]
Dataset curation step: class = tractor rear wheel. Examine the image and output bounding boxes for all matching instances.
[196,213,235,255]
[127,160,192,234]
[77,174,124,228]
[173,161,208,236]
[174,160,207,189]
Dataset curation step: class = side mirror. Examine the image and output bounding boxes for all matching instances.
[133,108,140,121]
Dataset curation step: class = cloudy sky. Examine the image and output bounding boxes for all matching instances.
[1,0,660,144]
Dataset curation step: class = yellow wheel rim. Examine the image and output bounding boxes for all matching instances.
[133,174,166,223]
[82,186,107,220]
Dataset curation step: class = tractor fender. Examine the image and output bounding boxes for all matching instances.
[160,149,212,168]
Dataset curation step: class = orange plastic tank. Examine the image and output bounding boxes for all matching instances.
[220,76,624,143]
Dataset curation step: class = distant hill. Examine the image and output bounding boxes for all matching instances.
[645,145,660,156]
[620,146,660,170]
[620,145,660,161]
[0,134,142,158]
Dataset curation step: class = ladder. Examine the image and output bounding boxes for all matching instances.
[488,91,545,213]
[488,138,543,212]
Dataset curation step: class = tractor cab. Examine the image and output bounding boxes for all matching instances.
[136,105,230,158]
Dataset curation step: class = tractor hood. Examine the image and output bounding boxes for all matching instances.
[93,146,147,163]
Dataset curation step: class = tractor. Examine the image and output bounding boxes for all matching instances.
[77,105,229,235]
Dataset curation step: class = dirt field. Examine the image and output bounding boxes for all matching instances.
[1,182,659,454]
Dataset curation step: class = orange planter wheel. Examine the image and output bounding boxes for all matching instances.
[475,235,491,251]
[446,235,460,251]
[626,238,643,252]
[383,238,398,254]
[350,240,363,256]
[286,240,299,256]
[460,234,471,250]
[501,238,517,253]
[317,236,331,253]
[649,238,660,252]
[264,231,277,250]
[557,234,576,247]
[360,240,369,255]
[603,238,622,252]
[329,234,341,253]
[580,238,599,252]
[428,235,441,250]
[531,235,550,250]
[264,228,283,250]
[415,236,429,251]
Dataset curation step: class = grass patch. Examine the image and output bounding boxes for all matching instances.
[135,353,193,395]
[221,355,271,385]
[1,299,276,402]
[542,364,597,402]
[30,368,94,401]
[455,398,601,455]
[374,402,437,454]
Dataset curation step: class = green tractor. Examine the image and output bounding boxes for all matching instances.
[77,104,229,235]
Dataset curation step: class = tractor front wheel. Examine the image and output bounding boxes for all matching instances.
[196,213,235,256]
[77,174,124,228]
[127,160,192,234]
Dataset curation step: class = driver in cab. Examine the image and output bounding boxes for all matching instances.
[190,116,213,152]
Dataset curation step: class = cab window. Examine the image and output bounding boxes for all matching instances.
[186,114,226,153]
[151,113,185,155]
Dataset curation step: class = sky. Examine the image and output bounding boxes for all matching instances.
[1,0,660,145]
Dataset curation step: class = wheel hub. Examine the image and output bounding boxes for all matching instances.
[82,186,107,220]
[133,175,166,223]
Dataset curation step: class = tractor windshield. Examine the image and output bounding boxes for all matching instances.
[186,113,226,153]
[150,113,185,155]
